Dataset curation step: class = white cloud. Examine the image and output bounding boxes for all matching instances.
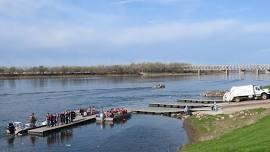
[1,19,270,51]
[109,20,240,45]
[244,23,270,33]
[0,1,270,53]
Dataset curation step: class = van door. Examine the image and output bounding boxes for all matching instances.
[254,86,262,96]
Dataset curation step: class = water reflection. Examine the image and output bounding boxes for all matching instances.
[30,79,49,88]
[59,78,69,88]
[46,129,73,145]
[0,80,4,88]
[97,118,130,130]
[7,136,15,145]
[8,80,16,89]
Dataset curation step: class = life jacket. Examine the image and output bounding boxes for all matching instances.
[46,115,50,121]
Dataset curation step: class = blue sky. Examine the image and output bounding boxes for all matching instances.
[0,0,270,66]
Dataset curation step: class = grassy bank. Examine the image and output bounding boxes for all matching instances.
[181,108,270,152]
[263,85,270,90]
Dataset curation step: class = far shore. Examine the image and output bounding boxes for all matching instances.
[0,72,201,80]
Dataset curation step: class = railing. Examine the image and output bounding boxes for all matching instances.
[183,64,270,71]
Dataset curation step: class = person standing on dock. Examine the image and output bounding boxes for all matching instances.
[92,106,96,115]
[184,105,188,114]
[212,101,218,112]
[50,114,54,127]
[53,114,57,126]
[60,112,65,125]
[56,113,60,126]
[46,113,50,127]
[65,110,69,124]
[71,110,76,122]
[29,113,37,128]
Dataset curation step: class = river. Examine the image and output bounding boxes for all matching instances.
[0,73,270,152]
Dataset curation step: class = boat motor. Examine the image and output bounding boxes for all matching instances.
[8,123,15,134]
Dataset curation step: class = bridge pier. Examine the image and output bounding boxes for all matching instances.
[225,68,229,79]
[256,69,260,79]
[238,69,245,80]
[197,69,201,80]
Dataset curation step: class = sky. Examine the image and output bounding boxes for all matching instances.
[0,0,270,66]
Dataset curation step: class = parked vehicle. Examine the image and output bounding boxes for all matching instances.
[223,85,270,102]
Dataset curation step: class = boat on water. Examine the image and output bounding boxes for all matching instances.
[96,108,131,123]
[96,113,131,123]
[152,84,165,89]
[5,121,46,135]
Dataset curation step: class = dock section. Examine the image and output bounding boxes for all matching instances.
[128,101,214,116]
[178,98,223,104]
[127,107,185,115]
[149,102,212,108]
[28,115,96,136]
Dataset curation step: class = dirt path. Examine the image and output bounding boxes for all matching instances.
[199,99,270,115]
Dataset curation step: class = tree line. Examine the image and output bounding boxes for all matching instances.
[0,62,191,76]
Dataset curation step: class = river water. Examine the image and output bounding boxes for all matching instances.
[0,73,270,152]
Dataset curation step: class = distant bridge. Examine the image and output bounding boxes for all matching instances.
[184,64,270,71]
[183,64,270,75]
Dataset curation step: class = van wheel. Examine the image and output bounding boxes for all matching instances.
[262,93,268,100]
[234,97,241,102]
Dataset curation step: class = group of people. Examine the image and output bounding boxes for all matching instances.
[103,108,128,118]
[46,106,97,127]
[46,110,76,127]
[79,106,97,116]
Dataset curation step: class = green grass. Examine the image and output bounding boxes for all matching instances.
[263,85,270,90]
[246,108,266,114]
[181,115,270,152]
[190,115,217,132]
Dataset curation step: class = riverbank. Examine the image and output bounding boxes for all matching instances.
[180,108,270,151]
[0,73,141,80]
[0,72,202,80]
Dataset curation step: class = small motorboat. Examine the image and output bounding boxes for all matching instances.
[6,122,25,135]
[96,112,105,123]
[96,112,131,123]
[6,121,47,135]
[96,108,131,124]
[152,84,165,89]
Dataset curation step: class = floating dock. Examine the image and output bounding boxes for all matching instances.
[128,101,214,116]
[28,115,96,136]
[128,107,211,115]
[149,102,212,108]
[128,107,185,115]
[178,98,223,104]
